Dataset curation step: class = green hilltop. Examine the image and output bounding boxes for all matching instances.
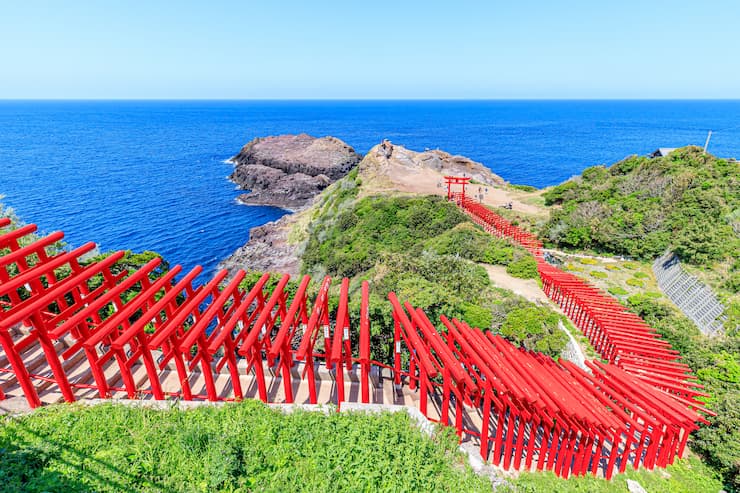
[542,146,739,265]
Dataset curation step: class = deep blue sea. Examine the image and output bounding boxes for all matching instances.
[2,100,740,277]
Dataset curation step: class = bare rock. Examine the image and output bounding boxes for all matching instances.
[229,134,362,208]
[627,479,648,493]
[358,140,505,195]
[219,213,301,277]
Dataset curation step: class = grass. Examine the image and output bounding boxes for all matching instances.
[513,453,724,493]
[578,257,598,265]
[0,402,490,493]
[608,286,629,296]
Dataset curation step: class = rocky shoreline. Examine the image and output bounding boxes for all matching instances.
[228,133,362,209]
[219,213,301,277]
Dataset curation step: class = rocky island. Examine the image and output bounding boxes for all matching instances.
[228,133,362,209]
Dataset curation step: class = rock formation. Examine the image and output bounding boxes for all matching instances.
[221,139,511,277]
[220,213,302,276]
[357,140,505,196]
[229,134,362,209]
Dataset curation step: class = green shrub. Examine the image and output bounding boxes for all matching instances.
[510,184,538,192]
[590,271,608,279]
[542,181,578,205]
[426,223,517,266]
[506,255,539,279]
[623,262,639,270]
[605,264,620,271]
[626,278,645,287]
[608,286,629,296]
[500,306,566,358]
[578,257,598,265]
[303,195,468,278]
[633,271,649,279]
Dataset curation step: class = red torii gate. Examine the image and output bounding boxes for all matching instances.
[444,175,471,202]
[0,219,715,480]
[458,196,707,404]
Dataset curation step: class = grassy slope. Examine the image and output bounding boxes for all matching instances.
[513,454,724,493]
[0,402,490,493]
[291,169,568,362]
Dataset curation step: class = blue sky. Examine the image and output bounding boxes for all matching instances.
[1,1,739,99]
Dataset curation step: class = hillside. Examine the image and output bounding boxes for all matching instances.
[542,146,739,265]
[246,163,569,363]
[531,147,740,490]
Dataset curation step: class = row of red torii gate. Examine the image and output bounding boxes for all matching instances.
[0,180,712,480]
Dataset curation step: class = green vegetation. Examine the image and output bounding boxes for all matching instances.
[578,257,598,265]
[83,250,171,279]
[543,147,739,265]
[300,188,565,362]
[627,294,740,490]
[505,255,539,279]
[633,271,649,279]
[303,194,467,278]
[513,453,723,493]
[1,195,19,225]
[590,271,608,279]
[510,184,538,192]
[607,286,629,296]
[622,261,639,270]
[500,306,567,357]
[626,278,644,287]
[604,264,620,271]
[0,401,489,493]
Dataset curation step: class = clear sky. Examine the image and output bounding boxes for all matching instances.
[1,1,739,99]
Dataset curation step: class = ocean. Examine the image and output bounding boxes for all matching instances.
[2,100,740,277]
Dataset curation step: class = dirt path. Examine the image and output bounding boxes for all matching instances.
[482,264,589,368]
[481,264,553,306]
[392,169,546,215]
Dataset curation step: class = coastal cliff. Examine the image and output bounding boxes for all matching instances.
[220,140,509,276]
[229,133,362,209]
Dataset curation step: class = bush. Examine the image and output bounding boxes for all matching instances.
[633,271,649,279]
[506,255,539,279]
[303,195,468,278]
[426,223,518,266]
[623,262,639,270]
[510,184,538,192]
[590,271,608,279]
[608,286,629,296]
[500,306,567,358]
[605,264,620,271]
[626,278,645,287]
[578,257,598,265]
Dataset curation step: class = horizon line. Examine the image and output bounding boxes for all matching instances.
[2,97,740,102]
